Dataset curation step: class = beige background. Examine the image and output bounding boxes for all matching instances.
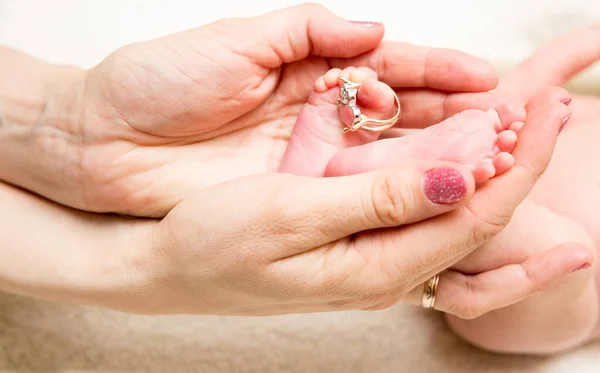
[1,0,600,372]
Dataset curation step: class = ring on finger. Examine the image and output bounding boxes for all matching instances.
[421,274,440,309]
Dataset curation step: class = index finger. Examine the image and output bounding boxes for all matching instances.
[328,41,499,92]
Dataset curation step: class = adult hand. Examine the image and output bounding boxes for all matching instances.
[402,23,600,319]
[1,82,569,316]
[90,86,567,315]
[0,3,497,217]
[399,23,600,125]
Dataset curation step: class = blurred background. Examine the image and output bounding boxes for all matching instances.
[0,1,599,372]
[1,0,599,92]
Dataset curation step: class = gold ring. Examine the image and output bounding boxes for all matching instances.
[421,274,440,309]
[336,76,401,133]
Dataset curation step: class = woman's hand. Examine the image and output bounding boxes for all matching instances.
[402,23,600,321]
[85,86,567,315]
[0,3,497,218]
[2,80,568,315]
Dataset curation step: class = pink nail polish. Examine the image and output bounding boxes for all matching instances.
[349,21,381,28]
[572,263,591,272]
[561,98,572,106]
[559,114,571,133]
[424,168,467,204]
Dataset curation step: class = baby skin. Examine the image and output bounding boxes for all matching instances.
[279,67,523,184]
[279,64,595,355]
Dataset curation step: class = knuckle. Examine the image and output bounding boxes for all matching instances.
[446,295,485,320]
[456,305,484,320]
[375,47,387,81]
[296,2,328,15]
[449,277,487,320]
[288,2,331,28]
[369,171,415,226]
[423,49,443,86]
[463,203,511,248]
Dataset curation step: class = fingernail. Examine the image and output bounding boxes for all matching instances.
[349,21,381,28]
[561,98,572,106]
[559,114,571,133]
[424,168,467,204]
[571,263,591,272]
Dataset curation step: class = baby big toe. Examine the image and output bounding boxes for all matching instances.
[356,79,397,122]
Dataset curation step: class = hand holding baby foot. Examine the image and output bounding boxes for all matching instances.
[280,64,524,185]
[325,102,524,184]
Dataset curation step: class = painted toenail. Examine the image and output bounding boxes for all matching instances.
[424,168,467,204]
[561,98,572,106]
[349,21,382,27]
[571,263,591,272]
[559,114,571,133]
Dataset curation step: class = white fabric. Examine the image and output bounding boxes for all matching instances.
[1,1,599,371]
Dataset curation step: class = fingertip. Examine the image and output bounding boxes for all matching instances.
[525,86,571,111]
[532,242,594,279]
[445,50,499,92]
[423,165,475,205]
[566,243,595,272]
[471,58,500,91]
[512,88,572,172]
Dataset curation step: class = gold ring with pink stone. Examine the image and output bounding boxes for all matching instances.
[336,76,401,133]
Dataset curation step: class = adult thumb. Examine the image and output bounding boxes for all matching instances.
[248,163,475,254]
[208,3,385,66]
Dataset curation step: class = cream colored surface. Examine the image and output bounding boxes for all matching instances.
[1,0,600,371]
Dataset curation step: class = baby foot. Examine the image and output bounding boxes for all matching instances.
[325,103,526,184]
[279,66,397,176]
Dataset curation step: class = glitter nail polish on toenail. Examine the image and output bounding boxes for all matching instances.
[424,168,467,204]
[561,98,572,106]
[559,114,571,133]
[572,263,591,272]
[349,21,381,27]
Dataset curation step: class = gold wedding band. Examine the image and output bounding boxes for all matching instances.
[421,274,440,309]
[336,76,401,133]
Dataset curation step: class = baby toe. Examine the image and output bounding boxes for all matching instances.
[472,158,496,184]
[496,130,518,152]
[314,75,328,93]
[509,121,525,133]
[339,67,357,82]
[494,103,527,131]
[492,152,515,176]
[324,68,343,89]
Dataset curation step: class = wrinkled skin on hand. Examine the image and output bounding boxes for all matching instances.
[23,4,497,217]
